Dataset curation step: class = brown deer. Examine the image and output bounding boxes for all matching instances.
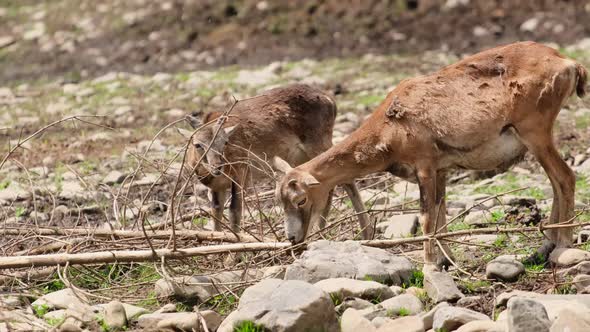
[274,42,587,269]
[181,84,372,238]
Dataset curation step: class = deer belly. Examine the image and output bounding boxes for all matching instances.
[449,133,527,170]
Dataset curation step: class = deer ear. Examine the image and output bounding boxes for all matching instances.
[223,125,237,136]
[302,173,320,187]
[186,114,201,129]
[273,156,293,174]
[177,127,194,139]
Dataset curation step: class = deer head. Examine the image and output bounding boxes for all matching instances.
[273,156,330,244]
[180,118,237,179]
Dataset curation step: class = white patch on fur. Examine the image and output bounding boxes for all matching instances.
[375,142,389,153]
[354,151,366,163]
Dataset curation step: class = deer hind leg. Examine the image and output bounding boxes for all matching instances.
[435,171,453,269]
[417,166,438,267]
[229,181,243,233]
[519,133,575,248]
[343,183,374,240]
[211,190,227,231]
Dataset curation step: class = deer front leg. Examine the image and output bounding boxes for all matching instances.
[435,171,453,269]
[343,183,373,240]
[211,190,227,231]
[417,167,438,268]
[229,181,243,233]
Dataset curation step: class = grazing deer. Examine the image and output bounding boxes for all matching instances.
[275,42,587,269]
[181,84,372,238]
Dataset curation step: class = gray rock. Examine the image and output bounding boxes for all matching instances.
[561,261,590,276]
[456,320,506,332]
[486,255,525,282]
[457,296,482,309]
[285,240,414,285]
[104,301,127,330]
[155,269,263,302]
[379,293,424,316]
[314,278,395,302]
[376,316,425,332]
[389,286,404,296]
[138,312,199,330]
[420,302,449,330]
[154,303,176,314]
[0,295,23,308]
[0,36,15,49]
[218,279,339,332]
[43,309,67,320]
[495,291,590,311]
[0,310,51,331]
[433,307,490,331]
[341,308,376,332]
[576,158,590,176]
[361,189,391,206]
[200,310,223,331]
[573,274,590,293]
[507,298,550,332]
[59,181,93,201]
[464,210,494,225]
[32,288,88,311]
[549,248,590,267]
[520,17,540,32]
[102,171,127,185]
[550,308,590,332]
[0,183,32,202]
[157,312,200,331]
[335,297,374,314]
[381,214,420,239]
[573,154,587,167]
[371,316,394,328]
[95,302,148,321]
[423,269,464,303]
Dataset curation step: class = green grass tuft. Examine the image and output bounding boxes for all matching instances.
[234,320,266,332]
[403,270,424,289]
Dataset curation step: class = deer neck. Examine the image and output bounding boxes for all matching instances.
[300,120,397,188]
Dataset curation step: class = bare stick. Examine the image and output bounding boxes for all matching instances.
[3,220,590,269]
[0,242,291,269]
[1,227,267,243]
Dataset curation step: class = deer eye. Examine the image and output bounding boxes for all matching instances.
[297,198,307,207]
[194,143,205,150]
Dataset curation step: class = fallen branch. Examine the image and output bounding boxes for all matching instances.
[0,242,291,269]
[1,227,266,243]
[360,221,590,248]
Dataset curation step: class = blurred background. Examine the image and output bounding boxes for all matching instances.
[2,0,590,83]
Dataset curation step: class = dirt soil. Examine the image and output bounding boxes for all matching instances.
[1,0,590,84]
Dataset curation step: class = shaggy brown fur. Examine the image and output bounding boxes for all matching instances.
[276,42,587,268]
[185,84,371,236]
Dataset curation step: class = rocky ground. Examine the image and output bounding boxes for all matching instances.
[1,42,590,330]
[2,0,590,83]
[2,4,590,330]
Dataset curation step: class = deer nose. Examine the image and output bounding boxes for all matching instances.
[288,235,296,243]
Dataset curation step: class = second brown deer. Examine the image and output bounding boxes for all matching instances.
[181,84,372,239]
[275,42,587,269]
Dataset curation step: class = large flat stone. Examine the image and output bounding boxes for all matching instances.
[285,240,414,285]
[218,279,339,332]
